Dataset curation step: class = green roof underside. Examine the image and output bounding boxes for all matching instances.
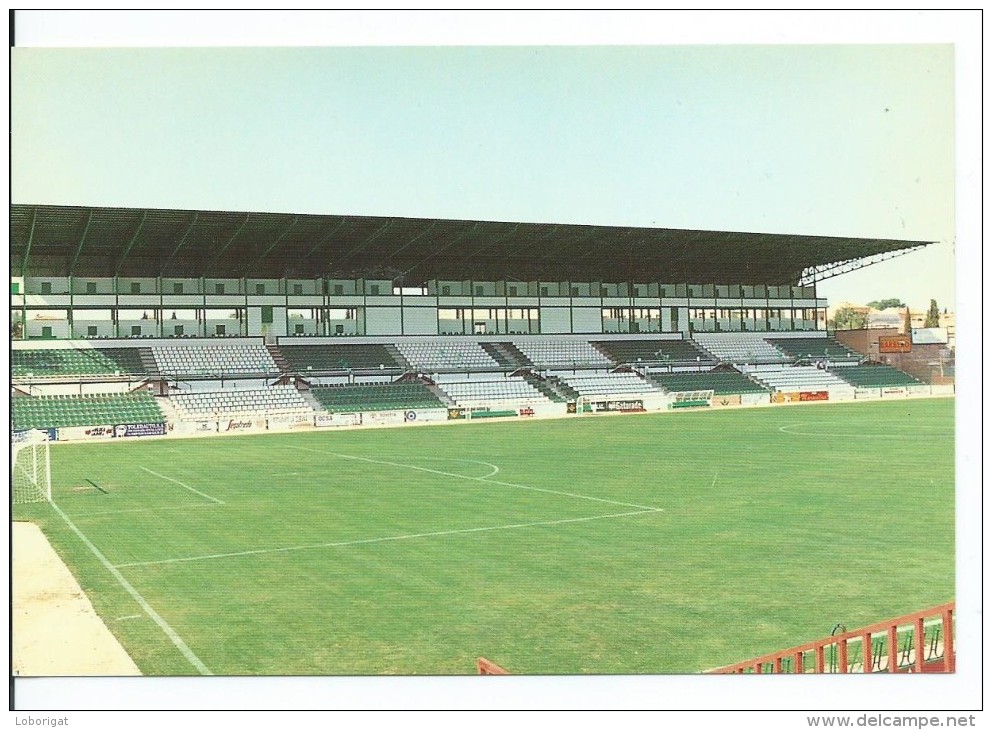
[10,204,930,286]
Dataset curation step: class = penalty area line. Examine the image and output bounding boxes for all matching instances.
[113,507,665,568]
[49,502,212,675]
[139,466,225,505]
[287,445,662,511]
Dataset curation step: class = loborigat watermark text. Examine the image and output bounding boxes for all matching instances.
[12,718,70,727]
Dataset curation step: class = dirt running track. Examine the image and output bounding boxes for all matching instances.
[13,521,141,676]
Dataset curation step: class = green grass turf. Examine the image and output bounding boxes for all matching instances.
[13,398,954,675]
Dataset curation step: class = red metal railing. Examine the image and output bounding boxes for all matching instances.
[707,602,954,674]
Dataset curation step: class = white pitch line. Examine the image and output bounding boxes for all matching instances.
[778,423,954,439]
[66,503,221,519]
[113,507,663,568]
[139,466,225,505]
[287,446,661,511]
[49,502,212,675]
[710,470,719,488]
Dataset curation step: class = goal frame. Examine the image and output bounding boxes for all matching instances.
[12,429,52,504]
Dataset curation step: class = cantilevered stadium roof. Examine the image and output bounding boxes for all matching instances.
[10,204,931,285]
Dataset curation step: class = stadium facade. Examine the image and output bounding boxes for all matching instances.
[10,204,929,342]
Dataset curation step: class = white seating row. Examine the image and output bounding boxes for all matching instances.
[153,345,277,375]
[171,385,312,417]
[394,341,498,370]
[692,334,790,363]
[557,372,661,396]
[513,339,612,368]
[437,378,549,406]
[750,367,853,391]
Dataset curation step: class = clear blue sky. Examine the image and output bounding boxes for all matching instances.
[11,19,957,312]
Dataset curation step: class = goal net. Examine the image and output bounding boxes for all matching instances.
[12,430,52,504]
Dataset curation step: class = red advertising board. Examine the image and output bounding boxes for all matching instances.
[879,335,911,353]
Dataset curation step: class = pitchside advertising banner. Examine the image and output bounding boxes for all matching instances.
[855,388,883,400]
[315,412,362,428]
[114,423,167,438]
[58,425,113,440]
[172,420,219,435]
[591,399,646,413]
[219,418,266,434]
[363,410,406,426]
[267,413,314,431]
[740,393,770,406]
[18,427,59,442]
[799,391,829,402]
[882,387,908,397]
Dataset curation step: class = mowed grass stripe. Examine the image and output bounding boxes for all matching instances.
[286,445,664,511]
[114,507,662,568]
[14,398,953,675]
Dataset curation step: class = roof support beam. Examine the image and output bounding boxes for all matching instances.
[299,217,351,264]
[374,221,439,272]
[445,223,523,270]
[159,212,199,275]
[20,208,38,279]
[68,210,95,275]
[114,211,149,276]
[796,245,930,286]
[399,222,483,279]
[332,219,394,268]
[242,215,300,276]
[202,212,252,270]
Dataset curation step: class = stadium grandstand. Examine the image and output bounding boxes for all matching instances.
[10,202,956,678]
[9,202,950,435]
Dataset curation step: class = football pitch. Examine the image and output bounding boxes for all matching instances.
[13,398,955,675]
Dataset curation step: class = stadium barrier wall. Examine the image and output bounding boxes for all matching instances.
[267,413,315,431]
[315,412,362,428]
[409,409,450,423]
[57,425,115,440]
[33,387,953,443]
[855,388,882,400]
[114,423,168,438]
[740,393,771,406]
[171,420,220,436]
[217,418,268,434]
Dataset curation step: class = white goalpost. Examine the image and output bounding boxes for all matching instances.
[12,430,52,505]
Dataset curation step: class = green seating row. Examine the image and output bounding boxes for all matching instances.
[280,345,403,372]
[310,383,445,413]
[650,371,769,394]
[12,393,165,430]
[13,348,147,377]
[593,340,712,364]
[831,365,922,387]
[766,337,860,360]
